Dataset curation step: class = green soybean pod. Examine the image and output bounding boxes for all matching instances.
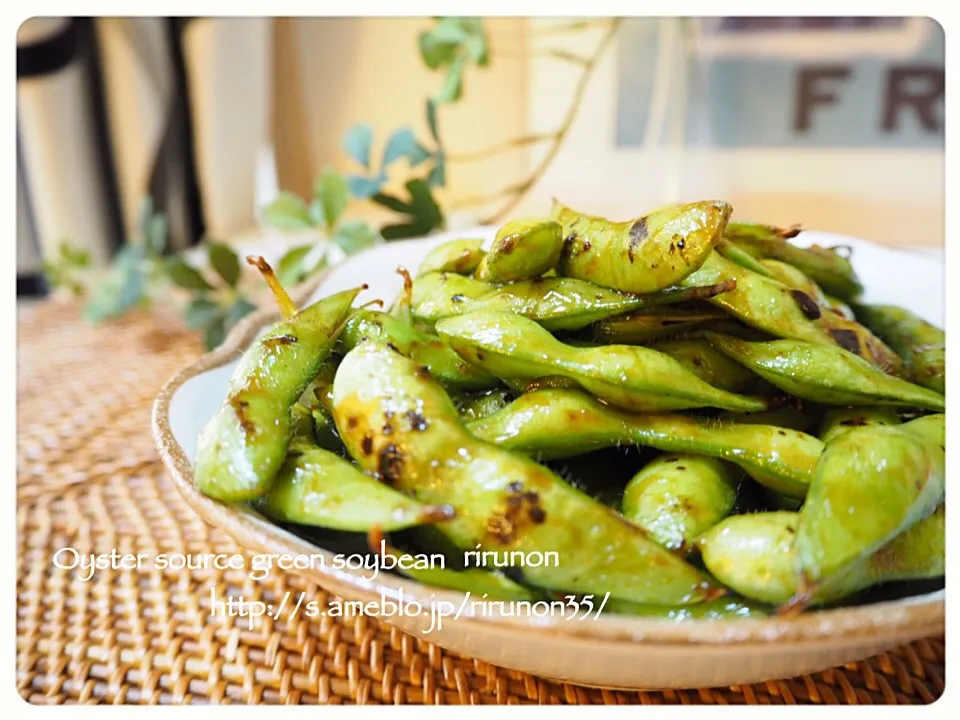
[650,338,764,394]
[193,285,365,502]
[852,303,945,394]
[474,219,564,282]
[418,238,486,275]
[553,199,732,293]
[818,406,901,443]
[699,506,944,607]
[899,414,945,446]
[796,426,945,588]
[621,454,740,552]
[705,333,944,411]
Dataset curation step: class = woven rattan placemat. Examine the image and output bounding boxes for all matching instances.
[16,301,944,705]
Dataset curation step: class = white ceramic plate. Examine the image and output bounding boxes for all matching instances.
[154,228,944,689]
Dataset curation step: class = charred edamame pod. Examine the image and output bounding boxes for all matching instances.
[817,406,900,443]
[621,454,740,552]
[705,333,944,410]
[193,266,367,501]
[796,425,945,590]
[699,507,944,607]
[681,252,900,371]
[648,338,764,394]
[474,219,564,282]
[552,199,732,293]
[330,343,721,605]
[588,306,729,344]
[899,414,945,446]
[418,238,486,275]
[259,407,455,531]
[341,309,497,390]
[437,311,769,413]
[410,271,735,331]
[852,303,945,394]
[467,389,822,498]
[723,224,863,301]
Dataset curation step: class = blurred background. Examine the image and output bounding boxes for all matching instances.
[17,16,944,300]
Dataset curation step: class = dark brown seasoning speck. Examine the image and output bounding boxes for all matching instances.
[628,218,648,263]
[361,434,374,455]
[378,444,404,486]
[789,289,822,320]
[263,334,297,348]
[828,328,862,355]
[677,238,685,249]
[230,397,255,435]
[406,410,429,432]
[347,416,359,429]
[840,417,867,427]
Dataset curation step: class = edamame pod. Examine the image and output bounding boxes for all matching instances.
[649,338,764,393]
[437,311,769,412]
[759,259,833,308]
[852,303,945,394]
[588,306,729,344]
[418,238,486,275]
[259,415,455,531]
[621,454,740,551]
[553,199,732,293]
[899,414,945,446]
[716,238,776,278]
[474,219,564,282]
[725,221,802,242]
[723,229,863,301]
[705,333,944,411]
[817,406,900,443]
[331,343,720,605]
[194,285,365,501]
[682,253,900,371]
[411,271,736,331]
[796,426,945,587]
[718,405,820,433]
[467,389,822,497]
[341,309,497,389]
[699,507,944,606]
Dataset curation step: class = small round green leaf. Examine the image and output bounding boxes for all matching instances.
[206,241,241,287]
[342,123,374,169]
[262,192,313,230]
[165,256,214,291]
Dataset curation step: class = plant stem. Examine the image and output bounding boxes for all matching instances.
[480,18,623,225]
[447,132,559,163]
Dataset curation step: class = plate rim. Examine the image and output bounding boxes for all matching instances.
[151,233,944,647]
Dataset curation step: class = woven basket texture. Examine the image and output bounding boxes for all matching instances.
[16,302,945,705]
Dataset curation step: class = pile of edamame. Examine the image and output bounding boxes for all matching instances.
[193,199,945,620]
